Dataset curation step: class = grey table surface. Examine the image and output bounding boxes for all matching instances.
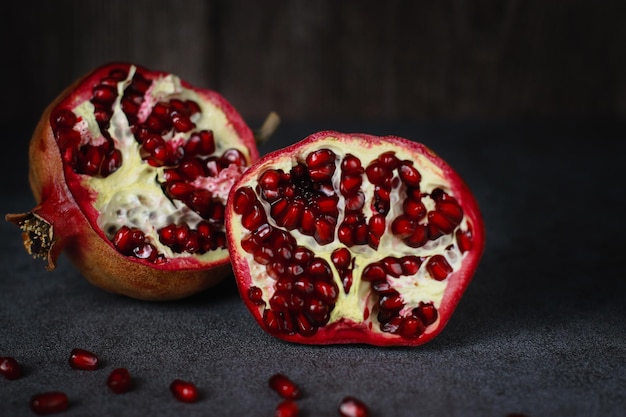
[1,121,625,417]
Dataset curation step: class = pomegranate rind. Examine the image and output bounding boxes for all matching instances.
[6,63,257,301]
[226,131,485,346]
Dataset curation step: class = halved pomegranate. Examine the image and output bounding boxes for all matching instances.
[225,131,484,346]
[6,63,258,300]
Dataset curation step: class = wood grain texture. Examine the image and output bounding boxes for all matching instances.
[3,0,625,125]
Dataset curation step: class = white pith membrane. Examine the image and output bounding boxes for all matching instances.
[233,136,470,338]
[69,65,250,262]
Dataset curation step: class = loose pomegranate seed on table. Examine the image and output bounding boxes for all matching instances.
[274,399,300,417]
[30,392,69,415]
[170,378,199,403]
[68,348,99,370]
[0,356,22,380]
[107,367,132,394]
[268,373,301,399]
[338,396,370,417]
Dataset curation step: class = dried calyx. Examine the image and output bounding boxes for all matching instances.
[226,131,484,346]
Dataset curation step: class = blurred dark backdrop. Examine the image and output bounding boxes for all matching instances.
[3,0,625,128]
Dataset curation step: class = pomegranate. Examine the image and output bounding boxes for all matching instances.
[225,131,484,346]
[6,62,258,300]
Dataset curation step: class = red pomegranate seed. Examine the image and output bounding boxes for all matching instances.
[314,281,339,304]
[405,224,428,248]
[0,356,22,380]
[403,198,427,219]
[30,392,69,415]
[381,256,403,277]
[313,219,335,245]
[112,226,145,255]
[185,100,201,115]
[361,263,386,281]
[293,277,315,294]
[438,199,464,224]
[101,149,122,176]
[338,396,370,417]
[274,399,299,417]
[54,127,81,149]
[131,73,151,93]
[242,203,268,231]
[379,293,404,310]
[233,187,257,215]
[69,348,99,370]
[268,373,301,399]
[248,286,265,305]
[400,256,422,275]
[294,311,317,336]
[368,214,386,237]
[51,108,77,129]
[107,368,132,394]
[263,309,282,334]
[341,153,363,174]
[167,181,195,199]
[92,85,117,104]
[456,227,474,253]
[316,195,339,215]
[426,255,453,281]
[428,211,456,236]
[340,175,362,196]
[365,161,389,185]
[398,315,426,338]
[305,148,335,168]
[415,302,439,326]
[345,191,365,211]
[170,379,199,403]
[259,169,282,190]
[331,247,351,270]
[171,112,195,132]
[220,148,246,167]
[133,243,159,262]
[398,161,421,187]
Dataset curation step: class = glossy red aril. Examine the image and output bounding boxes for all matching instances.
[226,131,484,346]
[69,348,99,370]
[107,368,132,393]
[275,400,300,417]
[6,62,258,300]
[30,392,69,415]
[269,373,301,399]
[170,379,199,403]
[0,356,22,380]
[338,396,370,417]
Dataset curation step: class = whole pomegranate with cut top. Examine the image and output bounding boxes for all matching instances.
[225,131,484,346]
[6,62,258,300]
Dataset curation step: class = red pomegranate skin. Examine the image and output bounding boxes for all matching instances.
[6,63,258,300]
[225,131,485,346]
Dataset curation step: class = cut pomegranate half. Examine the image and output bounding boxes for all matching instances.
[225,131,484,346]
[6,63,259,300]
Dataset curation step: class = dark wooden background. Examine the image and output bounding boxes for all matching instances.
[2,0,625,127]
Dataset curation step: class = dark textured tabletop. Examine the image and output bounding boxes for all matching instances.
[1,121,625,416]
